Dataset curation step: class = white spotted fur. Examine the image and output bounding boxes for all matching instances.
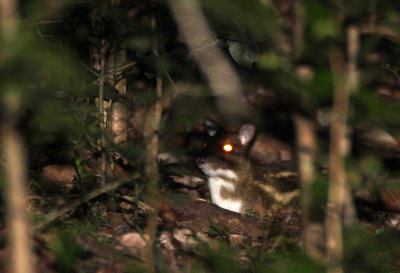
[200,167,238,180]
[202,168,243,213]
[259,184,299,205]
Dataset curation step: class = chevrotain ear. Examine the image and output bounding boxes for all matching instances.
[238,124,256,146]
[204,118,219,137]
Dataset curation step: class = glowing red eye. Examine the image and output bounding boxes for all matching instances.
[223,144,233,152]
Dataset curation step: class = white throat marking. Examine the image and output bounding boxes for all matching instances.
[207,169,242,213]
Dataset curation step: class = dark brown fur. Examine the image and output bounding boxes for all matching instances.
[197,120,300,217]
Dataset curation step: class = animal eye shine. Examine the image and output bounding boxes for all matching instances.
[223,144,233,152]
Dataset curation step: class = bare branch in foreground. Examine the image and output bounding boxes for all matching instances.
[294,114,320,258]
[342,26,360,226]
[98,40,109,185]
[37,174,140,231]
[167,0,250,121]
[142,12,163,273]
[1,0,36,271]
[326,25,359,271]
[1,120,36,273]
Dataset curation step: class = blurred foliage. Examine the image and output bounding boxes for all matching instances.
[201,0,278,41]
[342,227,399,273]
[50,231,82,273]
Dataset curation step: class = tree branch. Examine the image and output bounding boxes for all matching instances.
[294,114,318,258]
[167,0,249,121]
[142,11,163,273]
[98,40,109,185]
[1,0,36,271]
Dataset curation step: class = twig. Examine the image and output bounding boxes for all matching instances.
[346,25,360,93]
[342,26,359,226]
[107,61,137,74]
[326,48,348,273]
[191,37,218,53]
[120,195,154,213]
[293,114,317,257]
[383,185,400,211]
[361,24,400,45]
[267,214,292,253]
[325,26,359,271]
[383,65,400,88]
[165,72,181,96]
[19,19,63,27]
[99,40,109,185]
[78,60,100,78]
[36,174,140,231]
[142,11,163,273]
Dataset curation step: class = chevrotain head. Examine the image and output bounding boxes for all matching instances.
[196,118,256,178]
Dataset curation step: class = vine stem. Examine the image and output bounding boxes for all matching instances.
[142,10,163,273]
[98,40,108,185]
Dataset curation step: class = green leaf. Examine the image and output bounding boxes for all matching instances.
[257,51,282,71]
[227,40,255,66]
